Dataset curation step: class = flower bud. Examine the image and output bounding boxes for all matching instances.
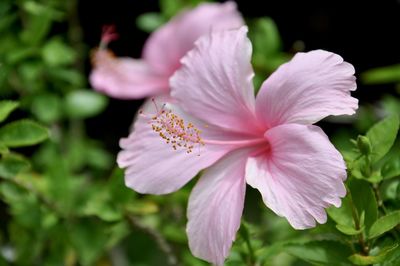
[357,135,372,156]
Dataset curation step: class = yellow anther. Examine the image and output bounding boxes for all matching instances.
[148,108,205,154]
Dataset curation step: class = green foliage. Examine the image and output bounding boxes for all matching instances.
[160,0,205,19]
[0,153,30,179]
[368,210,400,239]
[361,64,400,84]
[64,90,108,119]
[0,120,48,147]
[284,240,353,265]
[136,13,166,33]
[1,0,400,265]
[366,114,399,163]
[349,243,398,265]
[0,100,19,122]
[248,17,292,90]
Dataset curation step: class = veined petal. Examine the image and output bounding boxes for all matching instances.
[90,50,168,99]
[187,149,248,265]
[171,26,261,135]
[245,124,347,229]
[143,2,244,76]
[117,103,235,194]
[256,50,358,127]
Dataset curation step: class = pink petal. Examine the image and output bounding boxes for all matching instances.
[170,26,261,135]
[187,149,248,265]
[90,50,168,99]
[245,124,347,229]
[143,2,244,76]
[255,50,358,128]
[117,102,234,194]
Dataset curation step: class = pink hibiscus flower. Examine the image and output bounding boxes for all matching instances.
[117,27,358,265]
[90,2,244,99]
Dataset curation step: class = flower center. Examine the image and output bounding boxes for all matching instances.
[143,100,205,154]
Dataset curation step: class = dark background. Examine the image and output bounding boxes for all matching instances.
[78,0,400,151]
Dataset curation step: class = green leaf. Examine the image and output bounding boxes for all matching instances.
[0,119,48,147]
[336,224,363,235]
[348,244,398,265]
[368,210,400,239]
[0,154,30,179]
[20,14,52,45]
[348,179,378,231]
[64,90,108,119]
[68,219,109,266]
[250,17,282,57]
[382,157,400,179]
[382,245,400,266]
[366,115,399,163]
[361,64,400,84]
[0,142,8,154]
[22,1,64,20]
[327,197,354,227]
[249,17,291,77]
[30,93,62,123]
[42,37,76,66]
[160,0,204,18]
[0,100,19,123]
[136,12,166,33]
[284,240,353,265]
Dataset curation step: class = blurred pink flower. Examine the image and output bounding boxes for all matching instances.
[90,2,244,99]
[117,27,358,265]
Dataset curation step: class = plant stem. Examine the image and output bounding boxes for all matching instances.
[346,185,369,255]
[240,222,256,266]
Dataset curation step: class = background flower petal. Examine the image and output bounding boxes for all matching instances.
[171,26,261,135]
[90,50,168,99]
[255,50,358,128]
[143,2,244,76]
[187,149,248,265]
[245,124,347,229]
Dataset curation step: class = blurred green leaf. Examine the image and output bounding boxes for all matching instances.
[126,201,159,215]
[0,100,19,122]
[0,13,17,33]
[107,221,130,248]
[0,142,8,154]
[64,90,108,119]
[361,64,400,84]
[20,15,52,45]
[42,37,76,66]
[0,119,48,147]
[30,93,62,123]
[68,219,109,266]
[0,153,30,179]
[22,1,64,20]
[160,0,185,18]
[368,210,400,239]
[249,17,291,79]
[366,115,399,163]
[47,68,85,87]
[348,243,398,265]
[5,46,37,64]
[284,240,353,265]
[136,12,166,33]
[86,144,113,170]
[250,17,281,57]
